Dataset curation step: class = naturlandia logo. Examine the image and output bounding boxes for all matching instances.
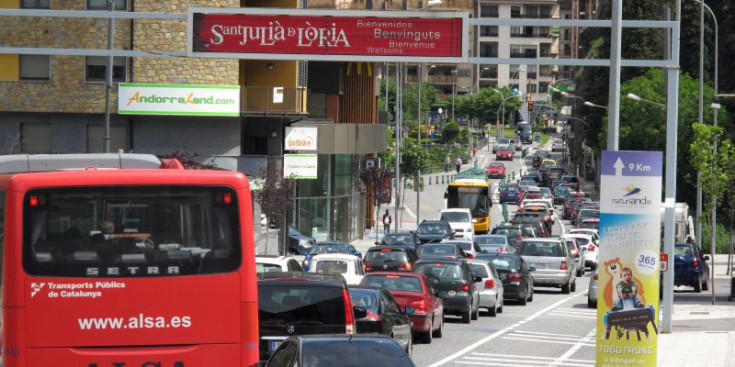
[611,184,652,206]
[126,91,236,106]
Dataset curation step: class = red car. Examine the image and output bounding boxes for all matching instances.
[360,272,445,344]
[486,162,507,179]
[495,147,514,161]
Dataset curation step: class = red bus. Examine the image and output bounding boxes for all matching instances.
[0,154,259,367]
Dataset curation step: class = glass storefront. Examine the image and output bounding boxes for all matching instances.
[290,154,364,242]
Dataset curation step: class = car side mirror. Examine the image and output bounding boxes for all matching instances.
[374,241,380,245]
[404,306,415,315]
[474,276,483,283]
[529,266,537,272]
[355,252,363,258]
[704,255,711,261]
[353,306,368,320]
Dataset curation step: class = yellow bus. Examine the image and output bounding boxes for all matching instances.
[445,178,492,234]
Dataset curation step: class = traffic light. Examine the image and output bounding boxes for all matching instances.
[528,101,534,111]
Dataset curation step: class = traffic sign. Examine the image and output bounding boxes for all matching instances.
[660,252,669,272]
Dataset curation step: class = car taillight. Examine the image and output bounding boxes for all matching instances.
[485,279,495,289]
[365,311,381,321]
[565,205,572,209]
[409,300,428,315]
[459,282,470,292]
[515,237,524,243]
[399,263,413,271]
[364,263,373,271]
[467,254,474,259]
[588,245,596,252]
[343,288,356,335]
[693,258,699,268]
[507,273,522,282]
[593,273,598,280]
[560,260,568,270]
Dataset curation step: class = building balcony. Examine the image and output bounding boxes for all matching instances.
[241,86,308,115]
[427,75,457,83]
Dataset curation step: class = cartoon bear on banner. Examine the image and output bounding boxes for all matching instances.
[602,257,646,310]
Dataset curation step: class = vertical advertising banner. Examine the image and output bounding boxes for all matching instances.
[597,150,662,367]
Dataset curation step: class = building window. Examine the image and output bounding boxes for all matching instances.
[480,26,498,37]
[457,69,471,77]
[87,0,127,10]
[85,56,126,82]
[480,5,498,17]
[539,83,549,93]
[511,6,521,18]
[528,84,537,93]
[87,124,129,153]
[20,55,50,81]
[21,123,52,153]
[22,0,51,8]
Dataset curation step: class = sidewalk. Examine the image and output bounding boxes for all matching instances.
[658,302,735,366]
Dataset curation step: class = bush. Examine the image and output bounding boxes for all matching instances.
[700,222,731,254]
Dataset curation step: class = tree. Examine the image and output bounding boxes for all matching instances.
[402,81,439,125]
[441,122,460,143]
[455,87,522,125]
[254,164,296,255]
[159,146,218,170]
[358,165,393,234]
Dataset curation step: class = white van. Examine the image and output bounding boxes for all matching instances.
[438,208,475,241]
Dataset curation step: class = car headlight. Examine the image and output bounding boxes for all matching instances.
[299,239,312,248]
[303,258,310,265]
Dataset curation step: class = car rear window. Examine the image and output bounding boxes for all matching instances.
[300,339,414,367]
[440,212,471,222]
[479,244,508,253]
[418,245,457,256]
[468,264,489,278]
[256,263,283,273]
[315,260,348,274]
[519,242,564,257]
[362,275,423,293]
[415,263,463,279]
[365,249,408,262]
[348,289,379,312]
[258,285,345,325]
[476,236,506,245]
[382,235,414,246]
[675,245,694,257]
[487,256,518,271]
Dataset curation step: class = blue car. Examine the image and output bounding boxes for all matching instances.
[499,184,521,204]
[672,243,710,292]
[302,242,362,271]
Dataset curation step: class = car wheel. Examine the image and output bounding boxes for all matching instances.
[422,320,433,344]
[561,282,571,294]
[693,275,702,293]
[432,313,444,338]
[471,300,479,320]
[588,297,596,309]
[462,309,471,324]
[497,299,504,313]
[528,285,534,302]
[702,277,709,291]
[488,303,497,317]
[518,295,527,306]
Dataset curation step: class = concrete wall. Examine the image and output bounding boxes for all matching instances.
[131,116,241,156]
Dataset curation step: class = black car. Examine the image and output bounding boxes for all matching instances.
[377,232,422,248]
[363,246,419,272]
[416,243,470,260]
[288,226,316,255]
[257,272,367,363]
[414,259,480,323]
[347,286,414,356]
[414,220,455,244]
[476,253,535,305]
[265,334,415,367]
[491,224,536,248]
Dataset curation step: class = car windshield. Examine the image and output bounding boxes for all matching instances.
[382,234,414,246]
[362,275,423,293]
[416,223,450,235]
[365,249,408,262]
[498,138,510,144]
[415,263,463,279]
[256,263,284,273]
[300,338,414,367]
[348,289,379,312]
[440,212,471,222]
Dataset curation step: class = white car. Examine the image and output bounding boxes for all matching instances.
[308,253,365,285]
[568,228,600,247]
[467,259,504,316]
[438,208,475,241]
[492,138,517,153]
[560,235,587,277]
[564,233,598,270]
[255,255,304,273]
[551,138,565,152]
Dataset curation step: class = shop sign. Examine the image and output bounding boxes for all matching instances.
[597,150,663,367]
[188,8,468,62]
[285,127,318,151]
[118,84,240,116]
[284,154,318,179]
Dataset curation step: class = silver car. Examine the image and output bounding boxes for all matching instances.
[561,234,587,277]
[588,267,598,308]
[517,238,576,294]
[466,259,504,316]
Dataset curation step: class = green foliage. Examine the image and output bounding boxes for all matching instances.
[455,87,522,125]
[378,79,397,119]
[403,82,439,124]
[441,122,460,143]
[700,222,732,255]
[400,141,429,178]
[690,123,735,226]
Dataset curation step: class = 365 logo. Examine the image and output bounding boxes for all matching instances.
[30,282,46,298]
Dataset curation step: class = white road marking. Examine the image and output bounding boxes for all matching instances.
[549,329,598,367]
[426,293,584,367]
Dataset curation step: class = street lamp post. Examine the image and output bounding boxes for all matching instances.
[710,102,720,305]
[584,101,608,109]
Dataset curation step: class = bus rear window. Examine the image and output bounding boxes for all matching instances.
[23,186,241,277]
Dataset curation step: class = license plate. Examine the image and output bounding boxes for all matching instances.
[532,263,546,269]
[500,274,507,280]
[447,290,456,296]
[270,341,282,351]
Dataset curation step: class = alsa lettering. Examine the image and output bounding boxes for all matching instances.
[88,362,185,367]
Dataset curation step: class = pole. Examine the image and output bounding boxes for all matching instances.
[417,62,422,226]
[699,0,704,124]
[394,63,403,233]
[662,0,682,334]
[103,0,115,153]
[711,103,720,305]
[606,0,622,151]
